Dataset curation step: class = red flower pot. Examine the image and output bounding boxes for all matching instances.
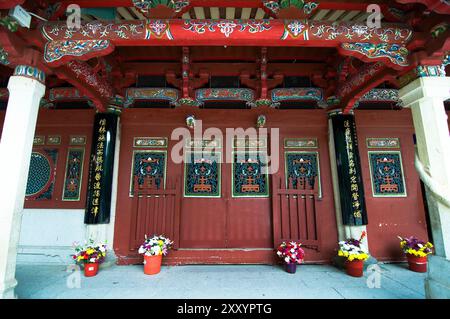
[144,254,162,275]
[284,263,297,274]
[84,263,99,277]
[406,254,427,273]
[345,260,364,277]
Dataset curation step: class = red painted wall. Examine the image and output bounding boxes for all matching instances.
[26,109,95,209]
[355,109,429,261]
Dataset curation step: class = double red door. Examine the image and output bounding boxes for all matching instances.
[180,129,272,248]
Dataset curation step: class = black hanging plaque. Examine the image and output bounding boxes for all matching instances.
[84,113,118,224]
[331,113,368,226]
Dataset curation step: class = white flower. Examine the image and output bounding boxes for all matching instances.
[284,257,290,263]
[138,247,145,254]
[89,258,95,263]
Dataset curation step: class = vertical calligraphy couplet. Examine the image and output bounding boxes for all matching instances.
[330,113,368,226]
[84,113,118,224]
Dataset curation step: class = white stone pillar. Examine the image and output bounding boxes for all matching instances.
[0,66,46,299]
[399,74,450,299]
[399,76,450,258]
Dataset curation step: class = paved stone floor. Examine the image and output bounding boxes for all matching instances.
[15,263,426,299]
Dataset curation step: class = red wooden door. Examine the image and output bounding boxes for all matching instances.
[179,129,273,249]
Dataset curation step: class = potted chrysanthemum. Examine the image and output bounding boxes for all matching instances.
[72,240,107,277]
[138,234,173,275]
[398,236,433,272]
[276,241,305,274]
[338,231,369,277]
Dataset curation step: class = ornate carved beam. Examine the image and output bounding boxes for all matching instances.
[42,19,413,45]
[53,60,114,112]
[1,25,116,112]
[122,62,325,76]
[338,42,409,70]
[41,19,414,68]
[335,62,398,113]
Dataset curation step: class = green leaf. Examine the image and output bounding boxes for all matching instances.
[0,16,19,32]
[280,0,290,9]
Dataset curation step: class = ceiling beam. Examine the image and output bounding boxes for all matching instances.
[122,62,326,76]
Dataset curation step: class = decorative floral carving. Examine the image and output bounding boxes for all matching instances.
[285,152,321,195]
[175,97,201,107]
[359,89,400,103]
[125,88,179,107]
[184,152,221,198]
[132,0,189,14]
[368,151,407,197]
[282,20,308,39]
[130,150,167,195]
[42,21,146,41]
[62,148,85,201]
[341,43,409,67]
[247,98,280,108]
[184,20,272,38]
[309,22,412,44]
[44,39,112,63]
[145,20,173,39]
[263,1,318,16]
[232,152,269,198]
[271,88,324,103]
[196,88,255,103]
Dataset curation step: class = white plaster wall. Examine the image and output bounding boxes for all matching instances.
[17,209,85,264]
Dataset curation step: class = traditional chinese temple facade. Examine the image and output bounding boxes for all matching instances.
[0,0,449,298]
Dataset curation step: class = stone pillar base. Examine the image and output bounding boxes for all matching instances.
[425,255,450,299]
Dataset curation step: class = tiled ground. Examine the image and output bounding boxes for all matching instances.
[15,263,426,299]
